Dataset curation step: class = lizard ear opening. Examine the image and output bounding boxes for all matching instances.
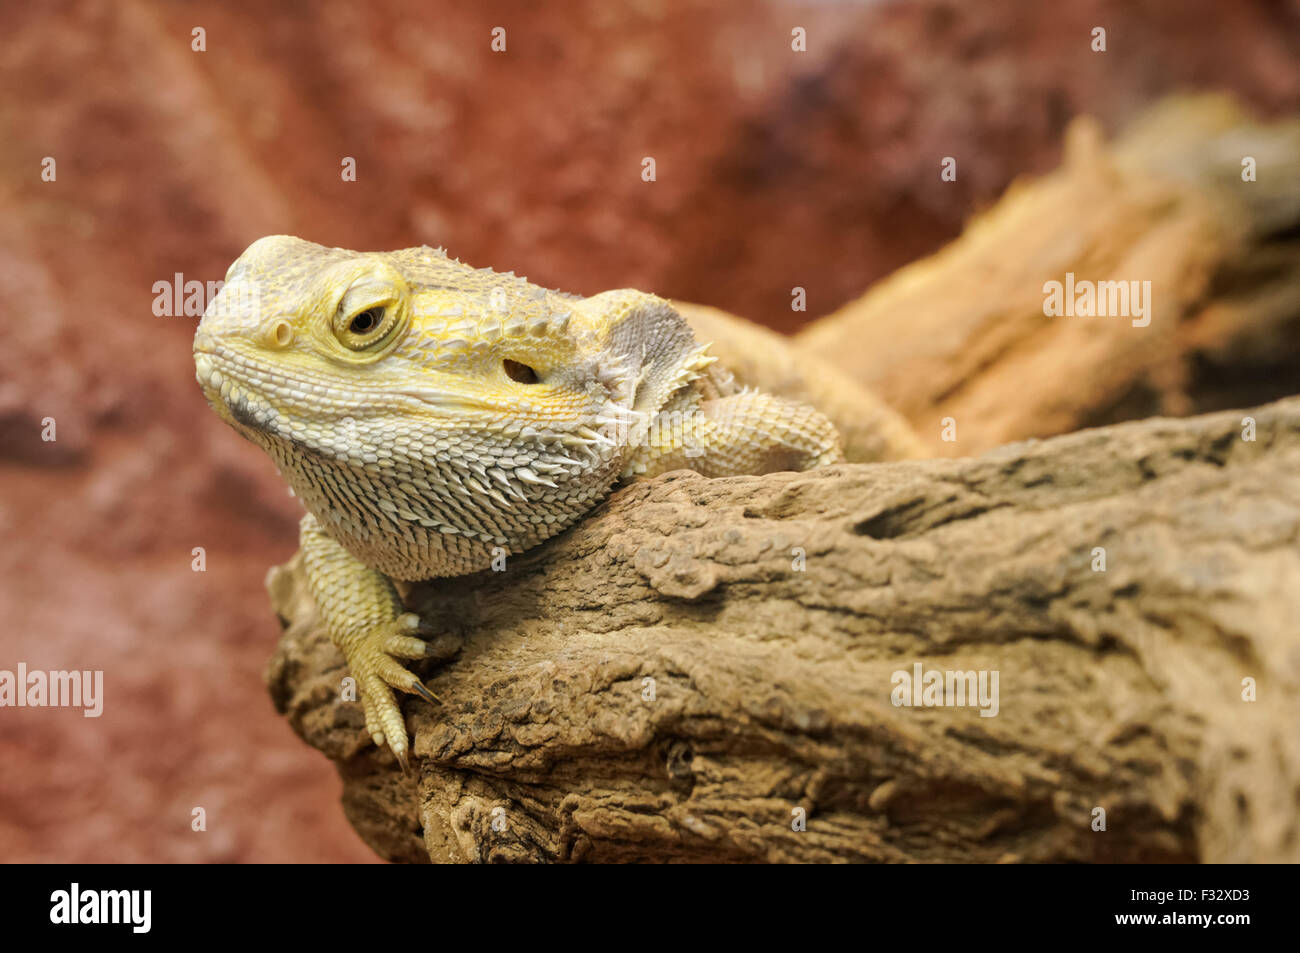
[578,290,714,413]
[503,359,540,384]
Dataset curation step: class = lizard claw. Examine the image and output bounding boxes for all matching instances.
[411,681,441,706]
[344,613,440,767]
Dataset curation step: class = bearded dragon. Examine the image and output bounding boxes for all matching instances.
[194,236,842,768]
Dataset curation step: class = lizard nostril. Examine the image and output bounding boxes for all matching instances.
[256,317,295,349]
[503,359,539,384]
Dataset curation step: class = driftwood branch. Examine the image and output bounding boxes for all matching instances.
[266,398,1300,863]
[796,95,1300,454]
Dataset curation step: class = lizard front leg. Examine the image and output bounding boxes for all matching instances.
[626,389,844,479]
[298,513,437,769]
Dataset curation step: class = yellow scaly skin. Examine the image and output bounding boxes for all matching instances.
[193,235,842,768]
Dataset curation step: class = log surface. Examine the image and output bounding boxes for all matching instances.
[265,398,1300,863]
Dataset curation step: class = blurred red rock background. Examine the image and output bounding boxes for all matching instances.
[1,0,1298,862]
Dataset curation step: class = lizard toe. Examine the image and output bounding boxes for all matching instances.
[381,633,433,659]
[361,672,409,766]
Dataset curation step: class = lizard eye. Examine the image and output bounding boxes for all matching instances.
[335,302,402,351]
[331,264,408,354]
[503,359,539,384]
[349,307,383,335]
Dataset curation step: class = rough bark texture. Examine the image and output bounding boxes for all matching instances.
[266,397,1300,863]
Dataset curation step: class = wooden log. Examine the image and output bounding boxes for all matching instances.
[796,95,1300,455]
[265,397,1300,863]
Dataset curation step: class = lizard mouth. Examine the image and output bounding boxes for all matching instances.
[225,392,271,432]
[193,349,279,437]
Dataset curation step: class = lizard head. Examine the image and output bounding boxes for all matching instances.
[193,236,712,559]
